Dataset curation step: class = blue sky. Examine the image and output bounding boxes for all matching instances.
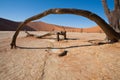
[0,0,114,28]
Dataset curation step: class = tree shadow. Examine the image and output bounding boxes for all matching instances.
[37,37,57,40]
[16,42,106,50]
[25,33,80,41]
[87,39,112,45]
[66,38,80,40]
[37,37,80,40]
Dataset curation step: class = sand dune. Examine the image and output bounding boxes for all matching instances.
[0,31,119,80]
[0,18,103,33]
[0,18,35,31]
[83,26,103,33]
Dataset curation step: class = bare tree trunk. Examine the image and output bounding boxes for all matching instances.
[10,8,120,49]
[102,0,120,32]
[64,31,67,40]
[57,32,60,41]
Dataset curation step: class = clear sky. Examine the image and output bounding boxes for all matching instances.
[0,0,114,28]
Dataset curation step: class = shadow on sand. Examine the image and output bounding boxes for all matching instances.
[36,37,80,41]
[16,42,107,50]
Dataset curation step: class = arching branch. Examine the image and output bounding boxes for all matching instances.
[10,8,120,49]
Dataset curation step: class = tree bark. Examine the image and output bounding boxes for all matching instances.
[102,0,110,16]
[102,0,120,32]
[114,0,120,10]
[10,8,120,49]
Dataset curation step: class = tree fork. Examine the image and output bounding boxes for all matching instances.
[102,0,120,32]
[10,8,120,49]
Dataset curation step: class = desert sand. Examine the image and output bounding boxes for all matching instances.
[0,31,120,80]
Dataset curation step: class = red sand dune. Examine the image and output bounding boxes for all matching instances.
[0,18,103,33]
[82,26,103,33]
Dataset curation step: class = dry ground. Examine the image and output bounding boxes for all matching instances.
[0,31,120,80]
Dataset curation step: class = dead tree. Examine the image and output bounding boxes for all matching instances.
[25,30,67,41]
[81,28,83,33]
[25,30,34,37]
[10,8,120,49]
[102,0,120,32]
[57,31,67,41]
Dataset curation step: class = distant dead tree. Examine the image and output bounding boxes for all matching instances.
[10,0,120,49]
[81,28,83,33]
[57,31,67,41]
[25,30,34,37]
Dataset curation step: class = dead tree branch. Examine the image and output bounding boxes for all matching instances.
[10,8,120,49]
[102,0,120,32]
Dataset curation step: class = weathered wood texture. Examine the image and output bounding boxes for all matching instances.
[102,0,120,32]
